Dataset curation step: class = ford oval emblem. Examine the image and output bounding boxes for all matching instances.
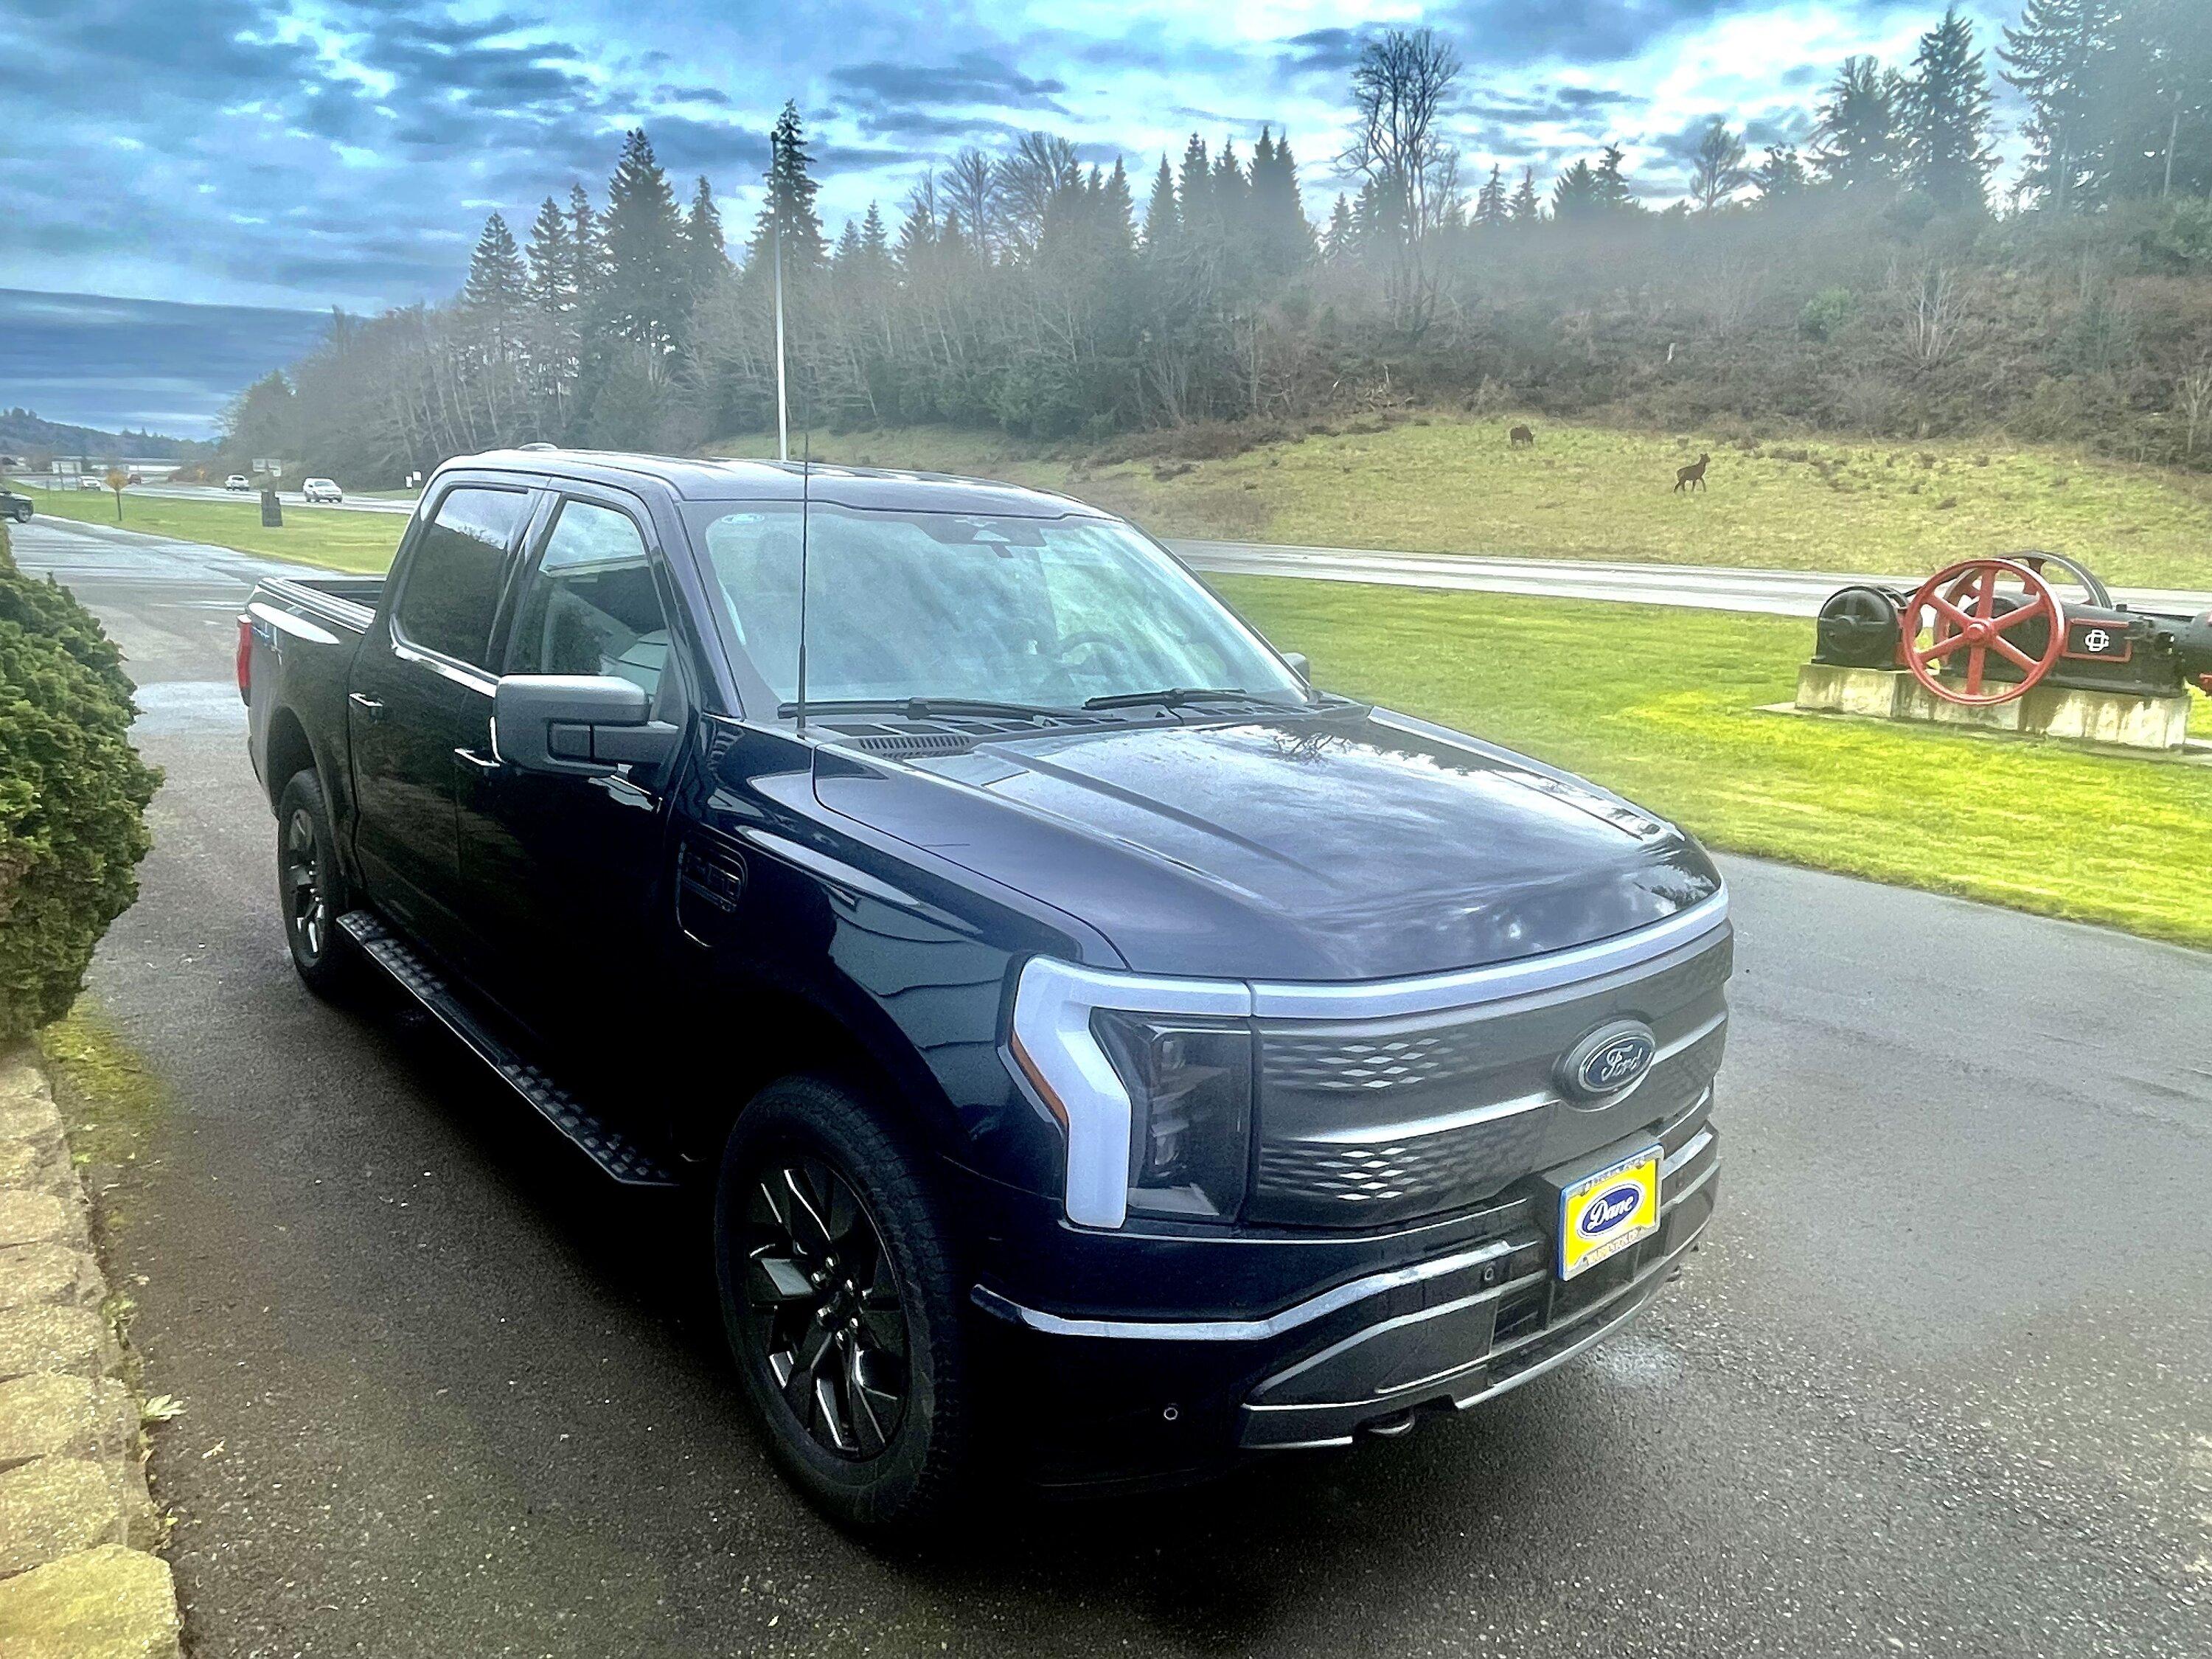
[1557,1020,1657,1105]
[1579,1183,1644,1236]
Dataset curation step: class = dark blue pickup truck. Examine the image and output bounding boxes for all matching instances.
[240,449,1730,1526]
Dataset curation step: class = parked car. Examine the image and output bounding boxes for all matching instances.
[1,489,32,523]
[78,475,105,491]
[302,478,344,504]
[239,450,1730,1527]
[225,474,250,491]
[126,471,143,485]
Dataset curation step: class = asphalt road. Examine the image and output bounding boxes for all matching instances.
[19,512,2212,1658]
[21,474,2211,617]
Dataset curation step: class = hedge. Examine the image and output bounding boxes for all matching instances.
[0,524,160,1043]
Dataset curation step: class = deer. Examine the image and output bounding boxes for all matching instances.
[1509,423,1535,448]
[1674,453,1711,493]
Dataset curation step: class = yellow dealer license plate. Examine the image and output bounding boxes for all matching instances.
[1558,1146,1662,1281]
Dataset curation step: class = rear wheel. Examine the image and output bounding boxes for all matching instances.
[713,1077,970,1529]
[276,769,358,998]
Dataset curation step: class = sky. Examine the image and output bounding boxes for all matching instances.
[0,0,2026,437]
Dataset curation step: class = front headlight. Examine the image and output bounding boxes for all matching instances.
[1007,958,1253,1229]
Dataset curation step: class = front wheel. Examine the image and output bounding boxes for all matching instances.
[714,1077,972,1529]
[275,769,358,998]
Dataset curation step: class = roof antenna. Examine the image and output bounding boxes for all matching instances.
[795,411,813,735]
[773,223,790,465]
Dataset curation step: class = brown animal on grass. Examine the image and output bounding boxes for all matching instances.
[1674,453,1711,493]
[1509,423,1535,448]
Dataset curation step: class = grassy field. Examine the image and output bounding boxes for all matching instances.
[1218,574,2211,949]
[712,414,2212,591]
[20,446,2202,947]
[18,484,403,573]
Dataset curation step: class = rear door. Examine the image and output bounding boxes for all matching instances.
[347,479,537,962]
[458,483,689,1036]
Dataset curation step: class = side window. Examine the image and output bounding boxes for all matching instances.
[507,500,670,698]
[394,487,528,665]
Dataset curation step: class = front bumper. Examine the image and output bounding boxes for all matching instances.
[970,1109,1718,1487]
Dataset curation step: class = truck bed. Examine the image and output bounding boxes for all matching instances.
[254,573,383,634]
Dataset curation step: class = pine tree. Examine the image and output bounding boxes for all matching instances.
[1595,145,1638,212]
[1901,7,1997,212]
[1178,134,1213,245]
[894,179,938,269]
[860,201,891,266]
[2098,0,2212,200]
[1141,154,1178,251]
[1552,159,1603,220]
[746,100,828,273]
[463,212,527,359]
[523,196,574,316]
[1508,167,1541,224]
[834,218,863,266]
[1689,122,1749,211]
[1100,159,1136,252]
[1248,127,1312,276]
[566,182,602,309]
[598,129,688,352]
[1751,145,1808,201]
[681,175,730,296]
[1812,57,1902,189]
[1321,192,1356,262]
[2000,0,2115,210]
[1475,164,1508,228]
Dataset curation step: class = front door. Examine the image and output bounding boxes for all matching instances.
[347,481,535,963]
[459,487,686,1043]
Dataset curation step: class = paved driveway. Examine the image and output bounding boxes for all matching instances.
[18,514,2209,1657]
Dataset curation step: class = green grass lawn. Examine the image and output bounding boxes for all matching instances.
[713,414,2212,591]
[1217,574,2212,950]
[21,485,403,573]
[24,460,2199,947]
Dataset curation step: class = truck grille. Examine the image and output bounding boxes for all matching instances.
[1248,925,1730,1228]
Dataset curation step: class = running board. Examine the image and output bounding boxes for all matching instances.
[337,910,678,1188]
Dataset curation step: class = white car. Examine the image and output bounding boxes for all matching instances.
[78,476,105,491]
[225,475,250,491]
[302,478,343,504]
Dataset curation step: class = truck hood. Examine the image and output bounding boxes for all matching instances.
[810,706,1722,982]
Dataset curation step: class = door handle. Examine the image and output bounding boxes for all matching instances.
[347,692,386,722]
[453,747,503,773]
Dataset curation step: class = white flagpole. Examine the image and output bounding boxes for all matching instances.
[773,223,790,464]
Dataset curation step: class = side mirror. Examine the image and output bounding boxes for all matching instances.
[493,674,679,776]
[1282,651,1311,683]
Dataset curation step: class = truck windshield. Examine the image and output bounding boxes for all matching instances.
[686,502,1309,714]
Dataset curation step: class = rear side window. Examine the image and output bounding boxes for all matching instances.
[394,487,528,664]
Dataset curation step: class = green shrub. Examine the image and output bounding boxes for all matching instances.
[0,525,160,1043]
[1799,287,1857,340]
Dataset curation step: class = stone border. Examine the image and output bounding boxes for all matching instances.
[0,1044,181,1658]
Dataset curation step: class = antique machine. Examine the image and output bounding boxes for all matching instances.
[1813,553,2212,708]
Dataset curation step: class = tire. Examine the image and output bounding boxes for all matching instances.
[714,1076,971,1530]
[275,769,359,999]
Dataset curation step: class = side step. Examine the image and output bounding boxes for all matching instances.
[337,910,678,1188]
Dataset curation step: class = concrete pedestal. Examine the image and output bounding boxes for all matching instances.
[1794,664,2193,751]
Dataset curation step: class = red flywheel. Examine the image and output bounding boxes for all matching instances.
[1901,557,2066,706]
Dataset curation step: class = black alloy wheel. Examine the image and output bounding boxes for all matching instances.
[282,803,330,964]
[739,1156,911,1458]
[274,769,357,998]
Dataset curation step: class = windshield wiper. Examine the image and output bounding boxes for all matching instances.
[1082,686,1280,712]
[778,695,1079,721]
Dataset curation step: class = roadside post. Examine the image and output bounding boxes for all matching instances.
[260,487,282,529]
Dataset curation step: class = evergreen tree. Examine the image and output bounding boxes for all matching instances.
[2001,0,2115,211]
[1595,144,1638,212]
[1178,134,1213,244]
[1211,137,1248,257]
[462,212,527,359]
[746,100,828,273]
[1101,159,1137,251]
[1812,56,1902,188]
[1475,164,1508,228]
[566,182,602,309]
[1689,122,1749,211]
[681,175,730,296]
[1507,167,1541,223]
[1901,7,1997,212]
[834,218,863,266]
[894,178,938,268]
[523,196,574,316]
[2098,0,2212,200]
[1751,145,1808,201]
[1141,154,1178,251]
[597,129,688,352]
[860,201,891,266]
[1321,192,1356,262]
[1248,127,1312,275]
[1552,159,1603,220]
